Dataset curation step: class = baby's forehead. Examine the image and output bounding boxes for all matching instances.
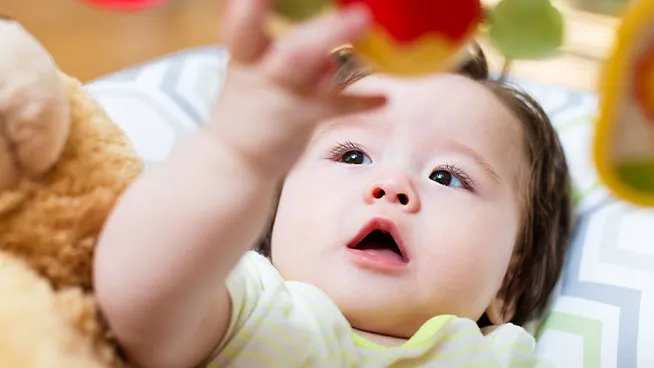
[341,73,519,129]
[345,73,507,112]
[318,73,524,160]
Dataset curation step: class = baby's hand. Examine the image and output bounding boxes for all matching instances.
[209,0,386,177]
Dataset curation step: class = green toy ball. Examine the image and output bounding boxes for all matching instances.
[487,0,564,60]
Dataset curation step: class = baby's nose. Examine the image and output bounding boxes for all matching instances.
[365,177,421,213]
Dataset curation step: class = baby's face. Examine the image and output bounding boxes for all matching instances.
[271,74,528,338]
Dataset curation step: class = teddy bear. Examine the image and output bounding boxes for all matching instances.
[0,16,143,367]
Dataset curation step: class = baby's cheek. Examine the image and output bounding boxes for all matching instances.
[415,248,495,320]
[272,166,331,244]
[432,202,517,285]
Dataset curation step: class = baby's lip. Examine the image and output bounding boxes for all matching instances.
[346,217,409,263]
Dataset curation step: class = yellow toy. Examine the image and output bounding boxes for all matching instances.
[0,18,142,367]
[594,0,654,207]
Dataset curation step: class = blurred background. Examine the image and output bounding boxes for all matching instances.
[2,0,622,90]
[2,0,222,82]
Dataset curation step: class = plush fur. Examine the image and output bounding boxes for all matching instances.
[0,18,143,367]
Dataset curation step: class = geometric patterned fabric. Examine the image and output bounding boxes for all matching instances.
[85,46,654,368]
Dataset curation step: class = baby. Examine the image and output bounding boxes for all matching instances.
[94,1,572,367]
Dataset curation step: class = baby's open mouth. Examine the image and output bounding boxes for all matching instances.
[347,219,408,264]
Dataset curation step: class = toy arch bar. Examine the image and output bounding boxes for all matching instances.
[81,0,165,11]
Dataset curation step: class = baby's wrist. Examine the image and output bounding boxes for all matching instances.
[194,125,287,185]
[201,121,303,182]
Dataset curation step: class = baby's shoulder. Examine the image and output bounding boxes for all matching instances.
[229,250,281,284]
[228,250,342,311]
[427,317,543,366]
[481,321,535,344]
[428,316,535,344]
[238,249,274,267]
[449,317,536,347]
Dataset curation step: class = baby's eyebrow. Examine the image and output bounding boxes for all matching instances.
[311,116,373,144]
[446,141,502,183]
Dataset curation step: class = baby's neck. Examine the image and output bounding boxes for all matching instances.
[353,328,407,347]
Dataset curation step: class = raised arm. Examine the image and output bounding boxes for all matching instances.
[93,2,384,367]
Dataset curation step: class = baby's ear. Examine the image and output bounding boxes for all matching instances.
[0,18,70,190]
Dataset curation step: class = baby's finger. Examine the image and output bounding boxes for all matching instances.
[263,5,371,94]
[221,0,271,64]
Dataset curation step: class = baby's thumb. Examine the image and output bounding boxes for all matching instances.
[320,94,387,120]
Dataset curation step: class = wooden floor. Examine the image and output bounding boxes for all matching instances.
[3,0,621,90]
[3,0,223,82]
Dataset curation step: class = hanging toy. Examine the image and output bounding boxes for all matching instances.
[594,0,654,207]
[80,0,165,12]
[273,0,564,76]
[340,0,483,76]
[273,0,483,76]
[486,0,564,60]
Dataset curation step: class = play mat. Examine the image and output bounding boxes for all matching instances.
[85,46,653,368]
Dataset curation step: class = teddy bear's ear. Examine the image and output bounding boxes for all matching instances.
[0,18,71,190]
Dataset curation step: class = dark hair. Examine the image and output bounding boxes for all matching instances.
[256,43,572,327]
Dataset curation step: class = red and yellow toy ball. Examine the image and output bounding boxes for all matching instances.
[274,0,483,76]
[340,0,482,75]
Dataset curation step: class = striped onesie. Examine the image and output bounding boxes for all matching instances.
[205,251,552,368]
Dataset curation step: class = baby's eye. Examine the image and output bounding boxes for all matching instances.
[429,170,464,188]
[340,150,372,165]
[326,141,373,165]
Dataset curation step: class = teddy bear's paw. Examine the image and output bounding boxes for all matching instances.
[0,251,111,368]
[56,287,128,367]
[0,18,71,190]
